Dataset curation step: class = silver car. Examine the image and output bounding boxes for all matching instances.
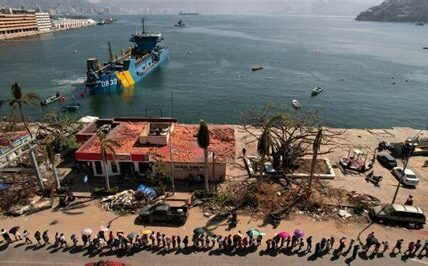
[392,167,419,187]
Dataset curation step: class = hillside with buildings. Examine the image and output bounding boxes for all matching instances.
[356,0,428,22]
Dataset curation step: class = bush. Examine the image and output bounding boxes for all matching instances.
[212,191,232,206]
[92,186,119,196]
[193,189,215,199]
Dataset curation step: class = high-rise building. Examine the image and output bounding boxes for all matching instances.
[0,9,39,40]
[35,12,52,32]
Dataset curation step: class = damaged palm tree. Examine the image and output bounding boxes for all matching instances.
[97,130,120,190]
[243,103,346,188]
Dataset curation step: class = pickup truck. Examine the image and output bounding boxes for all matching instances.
[138,203,188,224]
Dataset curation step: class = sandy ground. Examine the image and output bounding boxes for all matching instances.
[1,126,428,247]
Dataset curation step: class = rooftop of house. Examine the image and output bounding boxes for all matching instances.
[75,119,235,164]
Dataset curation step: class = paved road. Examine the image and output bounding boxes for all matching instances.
[0,242,426,266]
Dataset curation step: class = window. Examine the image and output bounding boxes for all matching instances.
[94,161,103,175]
[111,162,118,173]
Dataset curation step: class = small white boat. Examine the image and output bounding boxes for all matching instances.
[251,65,264,71]
[292,99,302,109]
[40,93,62,106]
[311,86,323,96]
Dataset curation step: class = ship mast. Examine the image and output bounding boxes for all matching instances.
[142,18,145,34]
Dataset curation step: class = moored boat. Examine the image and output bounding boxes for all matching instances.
[311,86,323,96]
[40,93,62,106]
[292,99,302,109]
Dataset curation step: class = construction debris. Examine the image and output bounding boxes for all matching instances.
[8,195,52,216]
[101,190,148,214]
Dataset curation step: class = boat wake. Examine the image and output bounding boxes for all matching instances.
[54,77,85,86]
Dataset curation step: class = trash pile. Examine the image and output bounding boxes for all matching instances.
[100,189,154,214]
[7,195,52,216]
[347,190,381,209]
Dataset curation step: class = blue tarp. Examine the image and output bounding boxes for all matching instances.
[136,184,157,200]
[0,183,10,190]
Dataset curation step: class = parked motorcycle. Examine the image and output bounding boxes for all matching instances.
[365,171,383,186]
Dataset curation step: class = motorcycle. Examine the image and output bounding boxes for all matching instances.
[365,171,383,186]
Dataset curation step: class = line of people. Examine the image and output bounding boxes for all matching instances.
[1,227,428,260]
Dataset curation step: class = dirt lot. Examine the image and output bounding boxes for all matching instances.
[1,126,428,245]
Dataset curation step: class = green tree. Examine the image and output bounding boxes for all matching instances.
[97,130,120,190]
[0,83,40,138]
[197,120,210,193]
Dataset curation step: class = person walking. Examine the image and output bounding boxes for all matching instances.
[42,230,50,246]
[23,230,32,244]
[34,231,41,246]
[405,195,414,206]
[392,239,404,254]
[306,236,313,252]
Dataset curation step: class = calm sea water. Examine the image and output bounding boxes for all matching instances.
[0,15,428,128]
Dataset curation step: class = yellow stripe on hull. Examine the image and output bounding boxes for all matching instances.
[115,71,135,88]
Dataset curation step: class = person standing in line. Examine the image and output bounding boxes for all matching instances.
[59,233,67,248]
[23,230,32,244]
[1,229,12,243]
[42,231,50,246]
[418,239,428,257]
[382,241,389,254]
[392,239,404,254]
[330,236,335,250]
[306,236,313,252]
[183,236,189,248]
[54,232,60,247]
[338,237,346,254]
[404,241,415,256]
[71,234,78,246]
[314,242,321,257]
[413,240,422,256]
[352,244,360,260]
[34,231,41,246]
[150,232,155,247]
[172,235,176,249]
[177,235,181,249]
[11,228,22,241]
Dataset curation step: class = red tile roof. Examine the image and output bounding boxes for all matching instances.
[75,122,235,164]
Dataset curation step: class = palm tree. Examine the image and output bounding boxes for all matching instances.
[197,120,210,193]
[44,136,61,189]
[307,128,323,193]
[97,130,120,190]
[0,83,40,138]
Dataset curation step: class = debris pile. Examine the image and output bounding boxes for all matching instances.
[100,190,147,214]
[8,195,52,216]
[347,190,381,209]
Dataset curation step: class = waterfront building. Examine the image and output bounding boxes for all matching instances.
[35,12,52,32]
[75,117,235,181]
[52,18,96,31]
[0,9,38,40]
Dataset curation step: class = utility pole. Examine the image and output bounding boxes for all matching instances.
[391,130,423,204]
[212,152,216,192]
[169,126,175,194]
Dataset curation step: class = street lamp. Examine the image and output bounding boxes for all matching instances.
[391,129,424,204]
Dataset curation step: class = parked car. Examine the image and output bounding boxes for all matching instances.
[138,203,188,224]
[391,167,419,187]
[376,152,397,169]
[370,204,426,229]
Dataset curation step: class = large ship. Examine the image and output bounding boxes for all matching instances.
[85,18,168,94]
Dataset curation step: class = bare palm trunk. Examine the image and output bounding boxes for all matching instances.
[102,159,111,190]
[18,104,33,138]
[204,148,209,193]
[52,162,61,189]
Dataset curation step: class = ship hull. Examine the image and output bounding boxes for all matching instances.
[87,48,168,94]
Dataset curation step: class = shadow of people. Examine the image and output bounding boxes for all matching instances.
[0,243,10,252]
[307,252,318,261]
[358,250,368,260]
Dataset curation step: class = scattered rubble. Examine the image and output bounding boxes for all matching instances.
[100,190,148,214]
